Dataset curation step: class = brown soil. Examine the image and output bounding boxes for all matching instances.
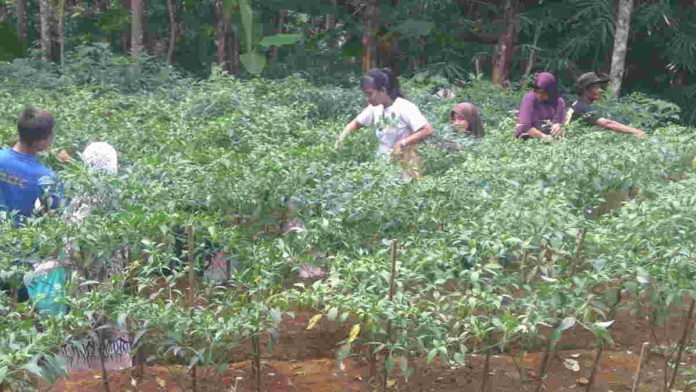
[53,350,691,392]
[49,306,695,392]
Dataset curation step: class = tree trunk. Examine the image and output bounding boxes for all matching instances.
[39,0,56,60]
[0,3,8,24]
[361,0,380,71]
[120,0,130,52]
[609,0,634,98]
[166,0,176,65]
[130,0,144,57]
[269,9,287,62]
[492,0,517,85]
[16,0,27,45]
[215,0,240,74]
[57,0,65,67]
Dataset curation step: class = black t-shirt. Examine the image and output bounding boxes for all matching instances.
[567,99,601,126]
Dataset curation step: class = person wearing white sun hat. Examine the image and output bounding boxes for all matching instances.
[82,141,118,174]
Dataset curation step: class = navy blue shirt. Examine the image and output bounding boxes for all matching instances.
[0,149,62,219]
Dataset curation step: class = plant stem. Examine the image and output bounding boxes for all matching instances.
[520,246,528,285]
[509,353,529,392]
[585,340,604,392]
[98,339,111,392]
[534,332,554,392]
[667,295,695,391]
[252,334,262,392]
[586,288,623,391]
[631,342,649,392]
[191,364,197,392]
[365,314,377,385]
[570,228,587,277]
[381,239,398,392]
[480,346,492,392]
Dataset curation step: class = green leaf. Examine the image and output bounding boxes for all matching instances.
[237,0,254,52]
[327,307,338,321]
[557,317,576,331]
[427,348,438,364]
[336,343,351,363]
[454,352,466,365]
[393,19,435,38]
[399,355,409,374]
[594,320,614,329]
[240,51,267,75]
[258,34,302,48]
[0,366,8,384]
[385,355,395,374]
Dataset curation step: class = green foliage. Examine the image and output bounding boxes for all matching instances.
[0,70,695,389]
[0,43,186,93]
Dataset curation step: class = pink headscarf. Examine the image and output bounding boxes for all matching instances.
[450,102,484,138]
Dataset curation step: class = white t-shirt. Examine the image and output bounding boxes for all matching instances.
[354,97,429,154]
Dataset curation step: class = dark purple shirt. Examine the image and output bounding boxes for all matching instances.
[515,92,566,138]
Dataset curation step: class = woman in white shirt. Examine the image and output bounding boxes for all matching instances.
[334,68,434,179]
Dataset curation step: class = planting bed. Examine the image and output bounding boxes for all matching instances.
[1,74,695,392]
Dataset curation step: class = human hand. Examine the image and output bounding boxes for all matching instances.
[392,141,403,156]
[334,137,345,149]
[56,150,71,162]
[634,130,647,139]
[550,124,564,137]
[541,134,555,143]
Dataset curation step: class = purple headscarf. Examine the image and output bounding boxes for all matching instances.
[515,72,566,138]
[534,72,559,104]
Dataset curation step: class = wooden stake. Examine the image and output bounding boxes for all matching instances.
[631,342,649,392]
[382,239,398,392]
[388,239,398,302]
[186,224,196,308]
[667,296,695,390]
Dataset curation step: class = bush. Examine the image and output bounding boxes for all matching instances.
[0,43,186,94]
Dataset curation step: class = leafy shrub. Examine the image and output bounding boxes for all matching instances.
[0,43,186,94]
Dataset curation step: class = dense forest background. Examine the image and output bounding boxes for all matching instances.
[0,0,694,124]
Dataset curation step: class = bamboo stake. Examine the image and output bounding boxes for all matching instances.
[631,342,649,392]
[667,296,695,391]
[381,239,398,392]
[185,224,197,392]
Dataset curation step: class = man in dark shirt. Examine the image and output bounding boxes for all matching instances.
[566,72,647,139]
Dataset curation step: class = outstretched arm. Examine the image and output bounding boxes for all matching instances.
[596,118,647,138]
[334,120,362,148]
[400,123,434,147]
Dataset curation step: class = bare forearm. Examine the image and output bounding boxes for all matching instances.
[401,124,434,147]
[600,118,644,135]
[338,120,361,139]
[526,127,547,139]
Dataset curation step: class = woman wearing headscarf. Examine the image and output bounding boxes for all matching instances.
[515,72,566,141]
[334,68,434,179]
[28,142,122,316]
[451,102,484,139]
